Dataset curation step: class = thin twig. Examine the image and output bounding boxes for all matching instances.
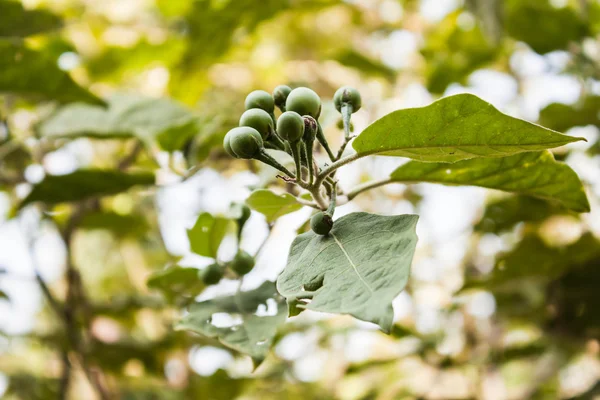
[345,178,394,201]
[117,140,144,170]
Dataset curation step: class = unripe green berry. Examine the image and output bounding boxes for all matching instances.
[277,111,305,142]
[223,132,237,158]
[285,87,321,118]
[230,250,255,276]
[334,86,361,113]
[244,90,274,113]
[273,85,292,109]
[311,212,333,235]
[239,108,273,140]
[201,263,224,285]
[227,126,264,159]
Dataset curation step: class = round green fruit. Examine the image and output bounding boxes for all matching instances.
[276,111,305,142]
[223,131,237,158]
[226,126,264,159]
[273,85,292,109]
[244,90,274,113]
[333,86,361,113]
[239,108,273,140]
[310,212,333,235]
[201,263,224,285]
[230,250,255,275]
[285,87,321,118]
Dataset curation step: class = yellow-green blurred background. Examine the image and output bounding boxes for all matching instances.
[1,0,600,399]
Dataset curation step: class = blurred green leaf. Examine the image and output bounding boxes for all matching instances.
[0,289,9,302]
[539,96,600,132]
[176,281,287,367]
[475,195,569,233]
[80,211,149,238]
[147,266,205,300]
[505,0,588,54]
[187,212,230,258]
[21,169,154,206]
[389,151,589,212]
[353,94,584,163]
[333,49,396,81]
[246,189,303,223]
[38,94,199,151]
[0,39,103,105]
[422,11,499,93]
[277,212,418,332]
[0,1,61,37]
[469,233,600,288]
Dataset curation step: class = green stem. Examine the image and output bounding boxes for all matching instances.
[316,122,335,161]
[341,103,353,139]
[290,141,303,184]
[305,139,315,185]
[256,150,295,178]
[267,128,286,151]
[269,111,277,126]
[346,178,393,200]
[326,182,337,216]
[314,152,364,188]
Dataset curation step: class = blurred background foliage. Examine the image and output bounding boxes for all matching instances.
[1,0,600,399]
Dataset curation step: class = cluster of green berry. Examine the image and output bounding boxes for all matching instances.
[200,204,256,285]
[224,85,362,235]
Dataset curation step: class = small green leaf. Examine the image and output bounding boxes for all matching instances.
[352,94,584,163]
[0,290,9,302]
[539,96,600,132]
[176,281,287,367]
[21,170,154,207]
[277,212,419,332]
[0,39,103,105]
[147,266,204,299]
[0,1,62,37]
[187,213,230,259]
[37,94,199,151]
[389,151,589,212]
[245,190,303,223]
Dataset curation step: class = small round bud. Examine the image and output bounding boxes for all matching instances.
[201,263,224,285]
[230,250,255,276]
[277,111,305,142]
[273,85,292,109]
[302,116,318,142]
[239,108,273,140]
[310,212,333,235]
[333,86,361,113]
[244,90,274,113]
[227,126,264,159]
[285,87,321,118]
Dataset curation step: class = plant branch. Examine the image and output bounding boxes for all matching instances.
[314,152,364,188]
[346,178,394,200]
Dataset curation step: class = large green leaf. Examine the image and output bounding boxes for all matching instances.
[0,39,103,105]
[176,281,287,366]
[0,1,62,37]
[277,212,418,332]
[245,189,303,223]
[505,0,588,54]
[187,213,230,259]
[21,169,155,206]
[352,94,583,163]
[539,97,600,132]
[389,151,589,212]
[37,94,199,151]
